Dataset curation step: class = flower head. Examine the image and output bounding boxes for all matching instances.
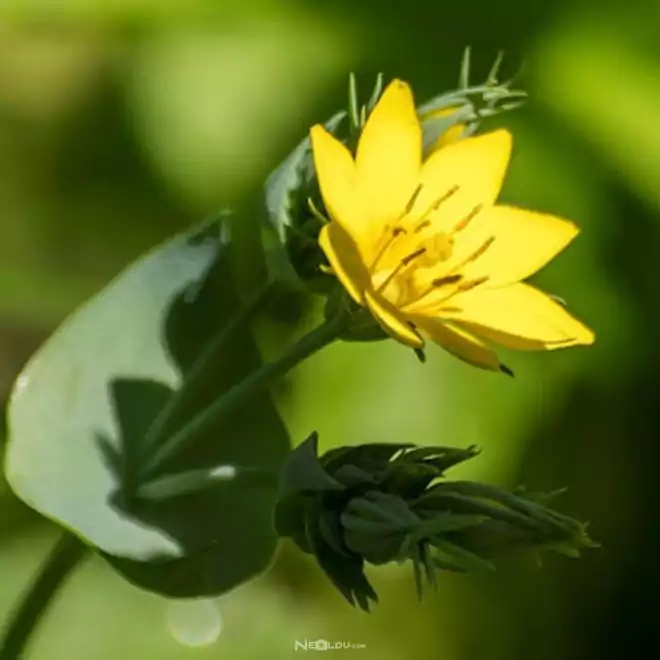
[311,80,594,372]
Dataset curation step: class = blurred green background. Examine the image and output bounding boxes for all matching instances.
[1,0,659,658]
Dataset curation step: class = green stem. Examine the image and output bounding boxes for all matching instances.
[141,310,347,479]
[140,282,274,459]
[0,532,88,660]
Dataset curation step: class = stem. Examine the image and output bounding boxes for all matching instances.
[140,282,273,459]
[0,532,88,660]
[141,310,347,479]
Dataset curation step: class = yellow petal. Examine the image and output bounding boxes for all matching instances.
[310,125,369,250]
[364,290,424,349]
[414,318,501,371]
[440,283,595,349]
[460,206,579,286]
[319,222,370,306]
[412,130,512,235]
[356,80,422,227]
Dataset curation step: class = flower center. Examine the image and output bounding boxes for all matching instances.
[367,185,495,308]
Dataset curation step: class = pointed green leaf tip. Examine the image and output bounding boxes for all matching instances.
[275,436,597,610]
[419,49,527,152]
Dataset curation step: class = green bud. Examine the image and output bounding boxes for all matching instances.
[274,434,597,611]
[323,291,387,343]
[419,49,527,155]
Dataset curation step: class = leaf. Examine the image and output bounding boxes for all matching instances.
[322,442,412,474]
[4,221,290,597]
[346,492,419,528]
[430,539,496,573]
[272,494,312,553]
[392,445,480,472]
[304,501,378,612]
[263,113,346,288]
[278,432,344,495]
[265,112,345,243]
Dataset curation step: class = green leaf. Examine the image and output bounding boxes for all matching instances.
[322,442,411,474]
[4,222,290,597]
[272,494,312,553]
[304,501,378,612]
[346,492,419,527]
[263,113,346,289]
[392,445,480,472]
[430,539,496,572]
[278,432,344,495]
[265,112,345,244]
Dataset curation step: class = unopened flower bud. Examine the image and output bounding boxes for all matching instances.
[275,433,596,611]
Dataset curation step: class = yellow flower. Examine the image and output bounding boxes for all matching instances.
[310,79,594,372]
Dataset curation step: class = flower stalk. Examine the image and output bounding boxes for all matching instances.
[139,281,275,464]
[0,533,88,660]
[140,306,349,480]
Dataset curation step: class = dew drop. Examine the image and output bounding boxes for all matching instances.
[167,599,222,647]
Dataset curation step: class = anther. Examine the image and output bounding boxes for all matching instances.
[414,347,427,364]
[370,225,407,272]
[375,247,428,294]
[413,219,431,234]
[404,184,423,214]
[500,364,515,378]
[467,236,495,263]
[431,274,462,287]
[416,185,460,224]
[457,276,490,292]
[401,247,427,266]
[431,185,459,211]
[453,204,483,233]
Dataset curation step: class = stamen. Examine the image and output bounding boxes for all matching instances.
[466,236,495,264]
[389,185,424,228]
[401,246,427,266]
[429,185,459,212]
[400,273,460,312]
[414,219,431,233]
[376,247,427,294]
[457,276,490,292]
[370,225,407,272]
[500,364,515,378]
[414,347,427,364]
[404,184,423,214]
[417,184,459,220]
[452,204,483,233]
[402,239,492,310]
[432,274,462,287]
